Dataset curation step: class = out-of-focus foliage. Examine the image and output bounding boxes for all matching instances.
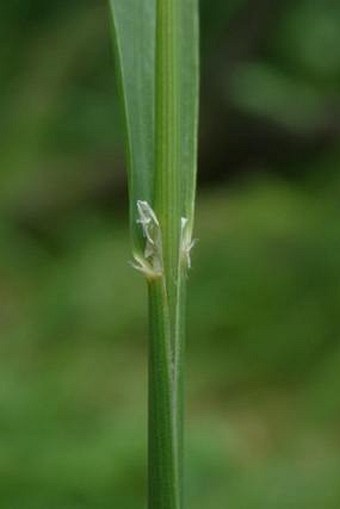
[231,1,340,133]
[1,0,340,508]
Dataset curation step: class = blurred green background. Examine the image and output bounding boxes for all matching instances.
[1,0,340,507]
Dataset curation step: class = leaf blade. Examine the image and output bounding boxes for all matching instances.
[178,0,199,233]
[108,0,156,251]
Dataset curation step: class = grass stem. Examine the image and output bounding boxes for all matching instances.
[148,1,184,508]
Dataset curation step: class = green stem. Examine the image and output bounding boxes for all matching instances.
[148,0,185,508]
[148,276,185,509]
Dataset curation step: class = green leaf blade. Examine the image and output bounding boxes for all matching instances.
[178,0,199,233]
[109,0,156,251]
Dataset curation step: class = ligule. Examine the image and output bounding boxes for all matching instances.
[131,200,194,281]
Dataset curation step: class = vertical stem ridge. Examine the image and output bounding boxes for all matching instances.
[149,0,184,508]
[154,0,180,297]
[148,272,185,509]
[148,279,178,509]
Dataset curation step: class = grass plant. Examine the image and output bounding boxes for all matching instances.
[108,1,199,507]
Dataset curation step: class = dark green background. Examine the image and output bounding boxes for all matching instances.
[1,0,340,507]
